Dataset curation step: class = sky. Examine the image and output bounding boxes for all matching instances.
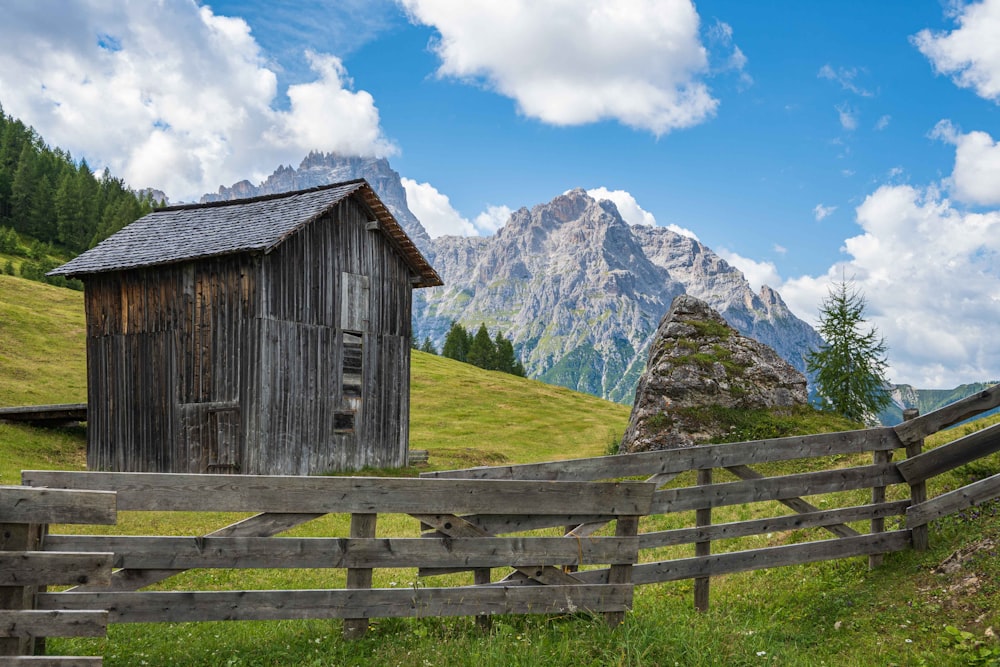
[1,0,999,389]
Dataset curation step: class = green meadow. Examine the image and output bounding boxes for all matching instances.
[2,274,1000,666]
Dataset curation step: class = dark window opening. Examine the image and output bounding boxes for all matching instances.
[334,411,356,433]
[343,331,363,398]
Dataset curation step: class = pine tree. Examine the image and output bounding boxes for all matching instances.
[806,281,891,425]
[494,331,518,374]
[467,324,496,370]
[441,321,471,362]
[420,337,437,355]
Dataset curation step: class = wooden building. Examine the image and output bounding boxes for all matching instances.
[50,180,441,475]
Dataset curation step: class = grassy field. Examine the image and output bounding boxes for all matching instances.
[3,274,1000,665]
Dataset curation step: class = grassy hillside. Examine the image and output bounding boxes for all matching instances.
[0,274,629,482]
[3,274,1000,665]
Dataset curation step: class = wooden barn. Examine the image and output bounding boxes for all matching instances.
[50,179,441,475]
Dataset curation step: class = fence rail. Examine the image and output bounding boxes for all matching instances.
[4,384,1000,661]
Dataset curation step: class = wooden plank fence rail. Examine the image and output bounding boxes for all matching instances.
[1,486,115,665]
[894,384,1000,444]
[423,428,902,482]
[907,471,1000,528]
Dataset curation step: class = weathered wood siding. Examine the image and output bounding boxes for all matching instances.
[83,195,414,474]
[84,256,259,473]
[252,198,413,473]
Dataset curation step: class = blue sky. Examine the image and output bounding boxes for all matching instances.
[1,1,999,388]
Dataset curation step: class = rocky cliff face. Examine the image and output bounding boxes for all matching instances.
[619,295,808,452]
[201,154,823,404]
[418,188,823,403]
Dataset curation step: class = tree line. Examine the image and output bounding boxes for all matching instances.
[416,321,526,377]
[0,102,159,287]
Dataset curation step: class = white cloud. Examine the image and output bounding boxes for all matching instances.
[399,0,719,135]
[665,224,700,240]
[474,205,513,234]
[913,0,1000,102]
[401,178,506,237]
[781,184,1000,388]
[814,204,837,221]
[875,114,891,130]
[773,244,787,255]
[717,249,781,293]
[401,178,477,237]
[931,120,1000,206]
[587,187,699,238]
[587,187,657,226]
[835,103,858,131]
[0,2,394,201]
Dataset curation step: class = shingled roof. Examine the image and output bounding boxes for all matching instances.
[50,179,442,288]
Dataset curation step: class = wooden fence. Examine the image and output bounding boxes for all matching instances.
[424,384,1000,611]
[4,474,651,663]
[3,384,1000,662]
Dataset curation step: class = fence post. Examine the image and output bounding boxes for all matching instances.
[694,468,712,611]
[604,515,639,627]
[869,446,891,569]
[903,408,930,551]
[473,568,492,632]
[343,513,377,639]
[1,521,43,656]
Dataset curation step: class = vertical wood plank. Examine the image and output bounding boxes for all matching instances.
[904,408,929,551]
[604,516,639,627]
[343,513,377,639]
[869,448,892,569]
[473,568,492,632]
[694,468,712,612]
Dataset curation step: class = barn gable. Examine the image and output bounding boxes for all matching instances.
[52,180,441,475]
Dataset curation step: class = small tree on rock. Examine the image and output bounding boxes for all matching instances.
[806,280,891,425]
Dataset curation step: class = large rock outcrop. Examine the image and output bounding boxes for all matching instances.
[619,295,808,453]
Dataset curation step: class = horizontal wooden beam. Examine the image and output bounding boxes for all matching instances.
[0,610,108,638]
[0,486,116,525]
[449,514,613,536]
[639,500,910,549]
[42,535,637,570]
[894,384,1000,444]
[907,472,1000,528]
[0,552,112,587]
[651,463,905,513]
[425,428,901,481]
[896,422,1000,484]
[570,531,912,585]
[37,584,633,623]
[21,472,653,516]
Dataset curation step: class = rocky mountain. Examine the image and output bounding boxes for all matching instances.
[201,152,823,404]
[201,152,433,254]
[419,188,823,403]
[619,295,808,452]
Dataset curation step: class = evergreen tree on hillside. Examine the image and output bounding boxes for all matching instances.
[442,321,471,362]
[467,324,496,370]
[494,331,522,375]
[420,337,437,354]
[806,280,891,425]
[0,103,155,259]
